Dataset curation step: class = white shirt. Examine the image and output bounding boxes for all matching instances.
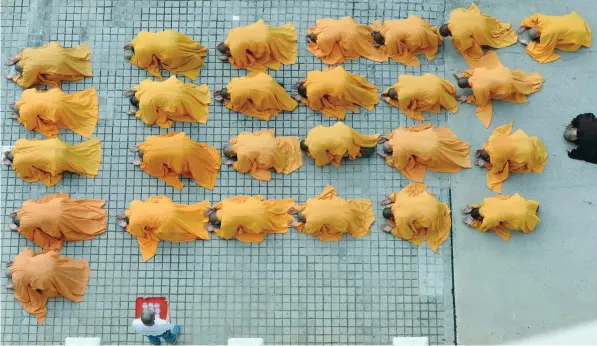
[131,317,173,336]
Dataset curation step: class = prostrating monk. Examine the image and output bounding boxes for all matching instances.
[371,16,443,66]
[10,87,98,138]
[124,30,207,80]
[289,185,374,241]
[380,183,451,253]
[463,193,540,241]
[8,194,107,250]
[2,137,102,187]
[205,196,294,242]
[302,122,379,167]
[216,19,297,71]
[131,132,220,190]
[306,17,386,65]
[379,123,471,182]
[292,66,378,120]
[123,76,210,128]
[214,72,297,120]
[116,197,210,261]
[4,42,92,88]
[564,113,597,164]
[474,123,547,193]
[517,12,591,64]
[223,130,302,181]
[382,74,458,122]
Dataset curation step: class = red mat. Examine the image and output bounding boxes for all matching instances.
[135,297,168,319]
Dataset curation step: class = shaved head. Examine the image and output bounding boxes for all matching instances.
[300,139,309,153]
[209,212,220,225]
[307,33,317,43]
[15,63,23,73]
[297,82,307,98]
[528,28,540,41]
[478,149,490,162]
[470,207,482,220]
[457,77,470,89]
[297,211,306,223]
[223,143,235,158]
[383,142,392,154]
[382,207,394,220]
[216,42,229,55]
[372,31,384,45]
[385,87,397,100]
[564,127,578,142]
[439,24,451,37]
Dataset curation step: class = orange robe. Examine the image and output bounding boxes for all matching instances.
[133,76,210,128]
[307,17,386,64]
[383,74,458,122]
[16,87,98,138]
[11,137,102,187]
[482,123,547,193]
[10,248,90,324]
[292,185,374,241]
[224,72,297,120]
[11,42,92,88]
[213,196,294,242]
[16,194,107,250]
[521,12,592,63]
[371,16,443,66]
[385,123,471,182]
[228,130,302,181]
[130,30,207,80]
[125,196,210,261]
[138,132,220,190]
[301,66,379,119]
[385,184,451,252]
[305,122,379,167]
[225,19,297,71]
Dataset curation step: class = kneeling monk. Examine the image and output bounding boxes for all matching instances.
[564,113,597,164]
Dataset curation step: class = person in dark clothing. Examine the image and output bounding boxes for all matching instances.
[564,113,597,164]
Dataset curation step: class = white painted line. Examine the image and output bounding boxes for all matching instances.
[393,336,429,346]
[65,337,101,346]
[232,15,240,21]
[228,338,264,346]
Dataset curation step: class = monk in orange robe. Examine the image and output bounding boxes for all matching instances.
[223,130,302,181]
[306,17,386,64]
[371,16,443,66]
[380,184,451,253]
[124,30,207,80]
[8,194,107,250]
[382,74,458,122]
[302,122,379,167]
[6,248,90,324]
[379,123,471,182]
[463,194,540,241]
[123,76,210,128]
[3,138,102,187]
[132,132,220,190]
[5,42,92,88]
[292,66,378,120]
[10,87,98,138]
[116,197,210,261]
[289,185,374,241]
[216,19,297,71]
[517,12,592,63]
[474,123,547,193]
[214,72,297,120]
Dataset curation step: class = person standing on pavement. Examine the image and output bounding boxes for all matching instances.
[132,308,181,345]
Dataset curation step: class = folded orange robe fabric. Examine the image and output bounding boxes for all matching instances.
[125,196,210,261]
[130,30,207,80]
[482,123,547,193]
[385,123,471,182]
[213,196,294,242]
[305,122,379,167]
[11,137,102,187]
[138,132,220,190]
[11,42,92,88]
[10,248,90,324]
[16,87,98,138]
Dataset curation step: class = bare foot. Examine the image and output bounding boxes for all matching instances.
[457,95,467,103]
[116,212,126,220]
[204,207,216,216]
[380,224,393,233]
[291,93,302,102]
[124,43,133,50]
[518,37,529,46]
[4,74,13,80]
[205,223,217,233]
[217,55,229,62]
[4,283,14,290]
[377,136,388,144]
[214,94,224,102]
[123,89,136,97]
[132,159,141,166]
[289,221,301,228]
[462,206,472,214]
[8,224,17,231]
[117,220,128,228]
[124,54,132,60]
[130,146,139,153]
[462,217,473,226]
[223,159,233,166]
[5,57,18,66]
[127,110,137,115]
[380,198,392,206]
[516,25,527,35]
[473,159,486,167]
[287,208,298,215]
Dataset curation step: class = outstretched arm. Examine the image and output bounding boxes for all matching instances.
[568,147,597,164]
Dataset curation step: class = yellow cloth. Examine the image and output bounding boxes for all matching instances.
[16,194,107,250]
[225,19,297,71]
[12,42,92,88]
[521,12,592,63]
[385,123,471,182]
[292,185,374,241]
[305,122,379,167]
[385,184,451,253]
[16,87,98,138]
[138,132,220,190]
[383,74,458,122]
[130,30,207,80]
[213,196,294,242]
[229,130,302,181]
[125,196,210,261]
[301,66,378,119]
[371,16,443,66]
[12,137,102,187]
[482,123,548,193]
[224,72,298,120]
